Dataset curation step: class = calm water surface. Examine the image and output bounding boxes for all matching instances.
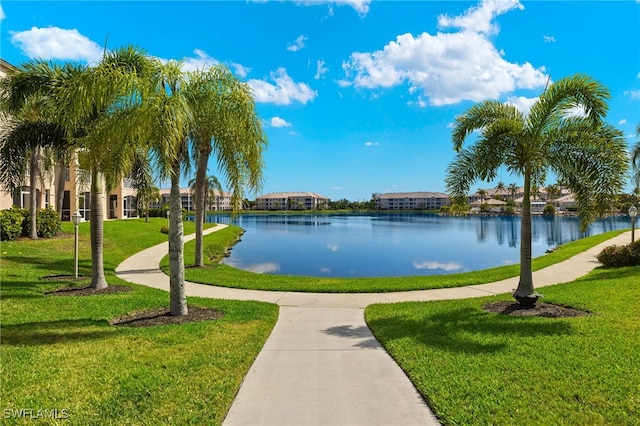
[200,214,629,277]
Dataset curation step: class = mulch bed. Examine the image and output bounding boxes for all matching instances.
[111,307,224,327]
[483,301,590,318]
[45,283,132,296]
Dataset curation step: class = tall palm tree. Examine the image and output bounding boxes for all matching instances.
[143,60,194,315]
[495,181,506,199]
[130,147,157,222]
[446,74,627,305]
[186,66,266,267]
[47,47,153,289]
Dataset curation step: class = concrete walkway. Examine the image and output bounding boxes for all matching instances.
[116,226,631,426]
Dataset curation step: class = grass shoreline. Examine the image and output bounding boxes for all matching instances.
[171,227,627,293]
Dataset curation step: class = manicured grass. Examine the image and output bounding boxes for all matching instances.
[365,267,640,425]
[1,218,278,425]
[175,227,626,293]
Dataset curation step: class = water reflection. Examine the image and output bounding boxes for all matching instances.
[199,213,629,277]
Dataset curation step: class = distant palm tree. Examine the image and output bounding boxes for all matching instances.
[477,188,487,201]
[508,183,520,200]
[446,74,627,305]
[188,174,224,216]
[495,181,506,198]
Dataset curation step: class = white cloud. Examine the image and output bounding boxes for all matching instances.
[315,60,329,79]
[248,67,317,105]
[543,35,556,43]
[506,96,538,115]
[0,5,5,21]
[341,0,548,106]
[437,0,523,35]
[182,49,219,72]
[413,260,462,272]
[231,62,251,78]
[332,186,343,190]
[619,119,627,125]
[364,141,379,146]
[287,35,308,52]
[11,26,104,63]
[625,90,640,99]
[270,116,292,127]
[295,0,370,17]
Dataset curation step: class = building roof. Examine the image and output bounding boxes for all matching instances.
[257,192,330,200]
[376,191,450,199]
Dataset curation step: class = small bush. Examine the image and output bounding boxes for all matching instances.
[0,207,28,241]
[36,207,63,238]
[503,206,516,216]
[543,204,555,216]
[160,226,169,234]
[597,241,640,267]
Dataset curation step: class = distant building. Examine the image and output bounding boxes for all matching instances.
[256,192,330,210]
[375,192,451,210]
[152,188,235,211]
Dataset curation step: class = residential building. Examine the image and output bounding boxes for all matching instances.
[152,188,235,211]
[256,192,330,210]
[375,192,451,210]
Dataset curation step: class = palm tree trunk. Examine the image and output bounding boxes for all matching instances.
[28,150,39,239]
[89,167,108,289]
[169,160,187,316]
[513,169,536,304]
[193,147,209,267]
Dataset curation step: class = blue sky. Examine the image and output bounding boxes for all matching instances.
[1,0,639,201]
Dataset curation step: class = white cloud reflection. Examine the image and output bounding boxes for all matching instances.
[413,260,462,272]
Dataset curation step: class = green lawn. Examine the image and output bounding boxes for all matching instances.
[365,266,640,425]
[175,227,626,293]
[1,218,278,425]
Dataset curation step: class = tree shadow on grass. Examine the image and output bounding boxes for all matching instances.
[2,319,115,346]
[367,306,576,355]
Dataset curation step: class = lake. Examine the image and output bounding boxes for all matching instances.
[199,213,630,278]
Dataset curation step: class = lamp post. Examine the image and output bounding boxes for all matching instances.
[629,205,637,243]
[166,209,170,230]
[71,211,82,279]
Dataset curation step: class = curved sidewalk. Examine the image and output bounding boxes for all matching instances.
[116,227,631,426]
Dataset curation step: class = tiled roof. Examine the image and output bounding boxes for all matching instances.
[257,192,330,200]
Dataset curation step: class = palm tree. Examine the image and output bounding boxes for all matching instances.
[142,60,194,315]
[186,66,266,268]
[495,181,506,199]
[446,74,627,305]
[188,174,224,215]
[0,75,69,239]
[507,183,520,200]
[46,47,153,289]
[130,147,158,222]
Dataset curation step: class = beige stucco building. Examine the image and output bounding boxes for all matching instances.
[256,192,330,210]
[375,192,451,210]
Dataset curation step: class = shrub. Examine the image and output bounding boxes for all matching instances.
[597,242,640,267]
[503,206,516,216]
[543,204,556,216]
[160,226,169,234]
[0,207,27,241]
[36,207,62,238]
